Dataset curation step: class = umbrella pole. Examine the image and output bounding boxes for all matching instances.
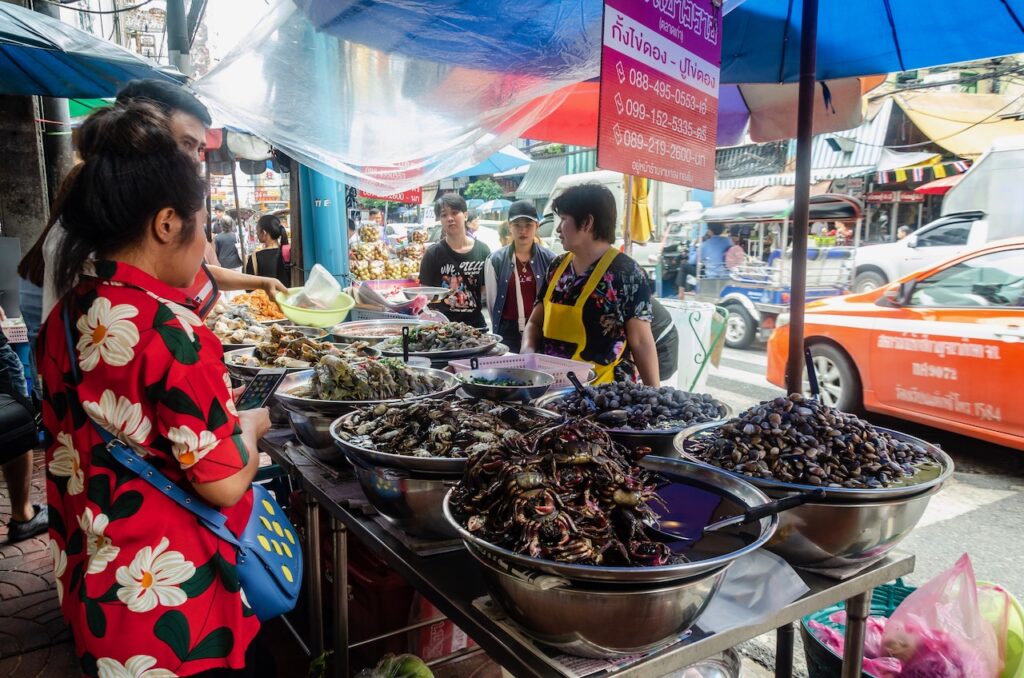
[784,0,820,395]
[231,160,246,263]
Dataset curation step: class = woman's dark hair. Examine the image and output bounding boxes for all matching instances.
[53,102,206,297]
[17,164,84,286]
[347,218,356,232]
[257,214,288,246]
[551,183,617,243]
[115,79,212,127]
[707,222,726,236]
[434,193,468,217]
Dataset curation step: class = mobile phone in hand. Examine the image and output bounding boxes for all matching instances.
[235,369,287,411]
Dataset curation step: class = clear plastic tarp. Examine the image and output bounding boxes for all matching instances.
[194,0,601,194]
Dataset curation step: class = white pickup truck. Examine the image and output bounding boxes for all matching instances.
[851,210,989,292]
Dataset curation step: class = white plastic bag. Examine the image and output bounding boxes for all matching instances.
[289,263,345,310]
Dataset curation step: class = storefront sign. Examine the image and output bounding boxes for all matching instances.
[596,0,721,190]
[358,188,424,204]
[867,191,925,204]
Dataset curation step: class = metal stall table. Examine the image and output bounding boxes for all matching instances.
[260,432,914,678]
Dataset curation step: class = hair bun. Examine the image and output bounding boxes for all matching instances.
[78,101,178,160]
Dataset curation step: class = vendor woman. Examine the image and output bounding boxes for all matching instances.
[521,184,659,385]
[484,201,555,353]
[418,194,491,328]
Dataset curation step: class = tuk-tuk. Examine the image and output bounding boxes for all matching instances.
[679,194,863,349]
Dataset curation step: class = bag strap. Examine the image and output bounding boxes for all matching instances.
[61,303,241,549]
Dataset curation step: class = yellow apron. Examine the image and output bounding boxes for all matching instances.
[542,248,624,384]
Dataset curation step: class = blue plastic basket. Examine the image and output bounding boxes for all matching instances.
[800,579,916,678]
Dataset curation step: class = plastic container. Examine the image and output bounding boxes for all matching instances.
[448,354,593,389]
[275,288,354,328]
[346,537,416,669]
[801,579,915,678]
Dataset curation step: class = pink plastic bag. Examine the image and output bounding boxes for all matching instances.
[863,656,903,678]
[829,611,889,658]
[882,554,1000,678]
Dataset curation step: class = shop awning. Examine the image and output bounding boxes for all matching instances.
[515,156,564,201]
[914,174,964,195]
[714,182,831,206]
[895,92,1024,159]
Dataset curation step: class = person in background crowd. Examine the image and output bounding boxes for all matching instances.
[484,201,555,353]
[623,296,678,383]
[497,220,512,247]
[696,222,732,279]
[522,184,659,386]
[369,208,383,228]
[417,194,490,328]
[212,205,234,234]
[245,215,290,289]
[19,78,286,321]
[39,101,271,676]
[897,225,913,241]
[466,209,481,238]
[347,218,358,246]
[0,306,46,542]
[725,233,746,271]
[204,227,220,267]
[215,218,244,271]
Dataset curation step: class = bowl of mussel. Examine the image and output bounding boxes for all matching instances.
[443,418,778,656]
[674,393,954,570]
[330,397,558,538]
[536,382,730,455]
[272,356,458,457]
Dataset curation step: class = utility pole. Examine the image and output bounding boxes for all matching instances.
[165,0,191,76]
[31,0,75,203]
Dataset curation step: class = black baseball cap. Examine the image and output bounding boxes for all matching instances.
[507,200,539,223]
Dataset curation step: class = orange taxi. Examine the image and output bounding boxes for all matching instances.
[767,238,1024,450]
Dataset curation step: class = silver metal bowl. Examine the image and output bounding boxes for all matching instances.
[223,344,380,381]
[331,318,430,344]
[535,389,732,456]
[467,544,727,657]
[329,404,560,475]
[402,286,452,303]
[273,368,461,417]
[219,325,329,351]
[672,421,953,501]
[348,456,459,539]
[456,367,555,402]
[444,455,777,584]
[377,332,504,360]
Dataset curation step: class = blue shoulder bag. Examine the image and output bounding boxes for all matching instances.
[61,303,301,620]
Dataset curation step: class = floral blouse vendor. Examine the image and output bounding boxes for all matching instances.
[417,194,491,328]
[37,103,270,676]
[521,184,659,386]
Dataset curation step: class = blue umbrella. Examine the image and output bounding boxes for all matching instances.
[477,199,512,213]
[0,3,181,97]
[466,199,485,209]
[450,145,532,178]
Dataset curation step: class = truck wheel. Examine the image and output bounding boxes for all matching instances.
[807,343,862,412]
[853,270,887,293]
[723,304,756,349]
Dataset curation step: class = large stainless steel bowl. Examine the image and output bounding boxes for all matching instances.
[673,422,953,570]
[223,344,380,382]
[377,333,504,360]
[444,455,778,584]
[535,389,732,456]
[219,325,328,352]
[467,545,727,657]
[331,318,430,344]
[348,456,459,539]
[455,367,555,402]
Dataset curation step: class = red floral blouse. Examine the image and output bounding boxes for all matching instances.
[38,261,259,677]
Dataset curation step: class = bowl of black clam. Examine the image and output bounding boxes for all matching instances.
[443,418,779,656]
[536,382,731,455]
[674,393,953,570]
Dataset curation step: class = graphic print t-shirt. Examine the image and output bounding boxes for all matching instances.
[418,239,491,328]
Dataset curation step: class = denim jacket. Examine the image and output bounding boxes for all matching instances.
[484,243,556,330]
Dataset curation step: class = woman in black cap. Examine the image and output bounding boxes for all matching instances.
[484,200,555,353]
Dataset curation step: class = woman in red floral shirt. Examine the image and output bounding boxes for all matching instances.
[37,103,271,677]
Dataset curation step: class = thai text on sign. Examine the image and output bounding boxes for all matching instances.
[597,0,722,190]
[358,188,423,204]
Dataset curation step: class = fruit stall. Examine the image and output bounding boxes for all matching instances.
[208,290,955,678]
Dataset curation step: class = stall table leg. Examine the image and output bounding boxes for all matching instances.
[775,622,794,678]
[306,497,324,658]
[840,590,872,678]
[332,517,349,678]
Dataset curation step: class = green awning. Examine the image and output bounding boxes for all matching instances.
[515,156,565,200]
[69,98,112,118]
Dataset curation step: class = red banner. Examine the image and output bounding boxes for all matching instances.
[596,0,722,190]
[358,188,423,204]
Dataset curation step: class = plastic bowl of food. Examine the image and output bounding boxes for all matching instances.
[275,289,355,328]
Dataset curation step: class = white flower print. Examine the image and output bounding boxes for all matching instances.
[78,507,119,575]
[164,301,202,341]
[76,297,140,371]
[83,390,153,448]
[48,540,67,604]
[115,538,195,614]
[96,654,178,678]
[166,425,219,469]
[48,432,84,495]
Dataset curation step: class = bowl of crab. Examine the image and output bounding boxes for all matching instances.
[442,418,778,656]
